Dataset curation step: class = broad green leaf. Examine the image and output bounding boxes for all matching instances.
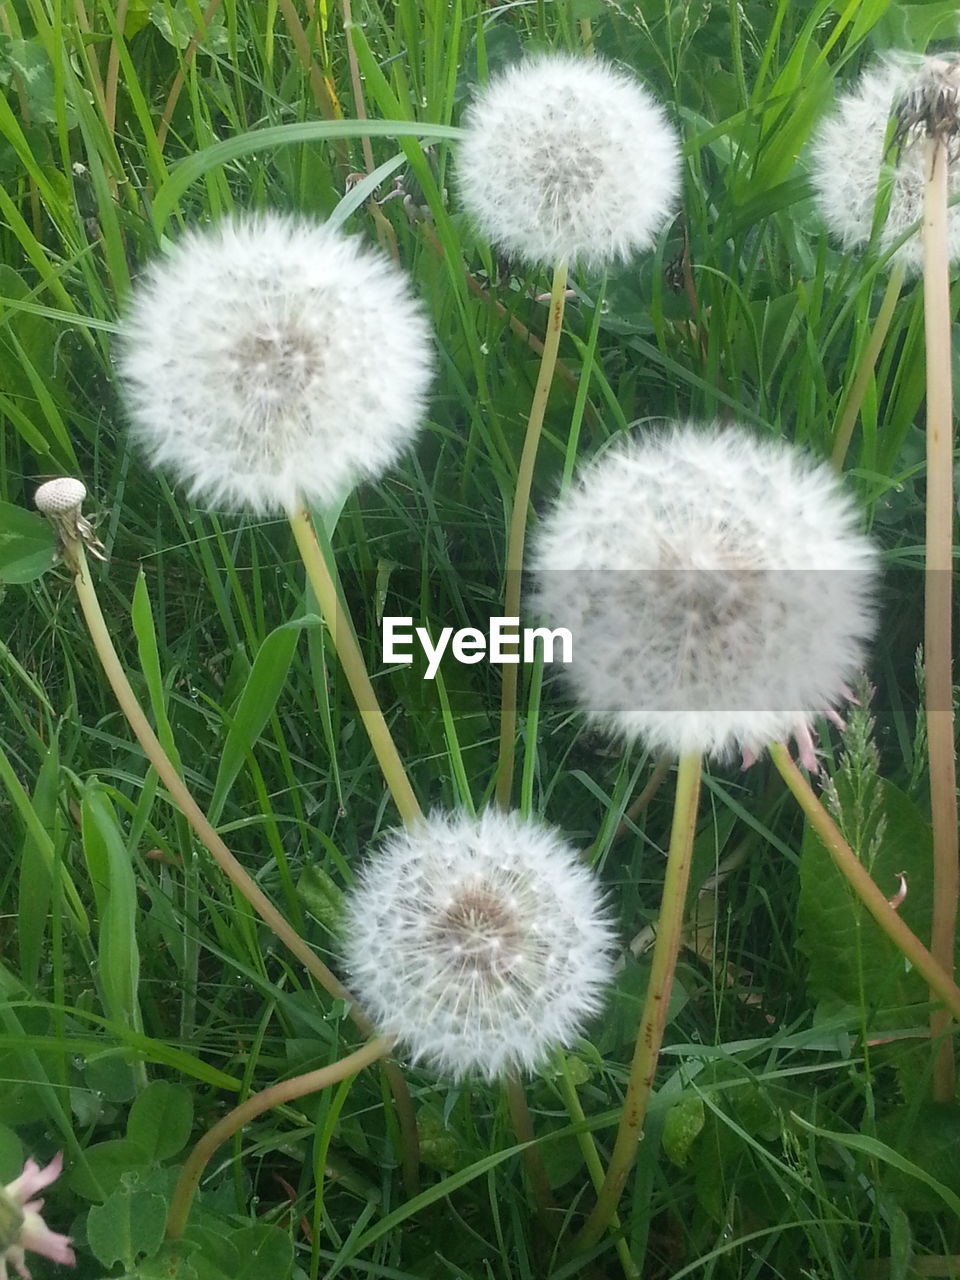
[0,500,56,585]
[81,785,143,1038]
[17,728,59,987]
[68,1138,151,1202]
[208,618,314,823]
[87,1186,166,1270]
[798,777,937,1020]
[663,1094,706,1168]
[792,1111,960,1217]
[230,1225,293,1280]
[127,1081,193,1162]
[0,1124,22,1182]
[296,863,344,936]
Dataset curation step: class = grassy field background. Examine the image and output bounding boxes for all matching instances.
[2,0,960,1275]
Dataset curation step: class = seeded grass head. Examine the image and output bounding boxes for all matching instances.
[117,214,433,514]
[533,425,878,764]
[457,53,680,269]
[811,53,960,272]
[343,810,616,1080]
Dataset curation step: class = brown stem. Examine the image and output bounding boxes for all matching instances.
[166,1036,392,1239]
[921,133,959,1102]
[156,0,224,152]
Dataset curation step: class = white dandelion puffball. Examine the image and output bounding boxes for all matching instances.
[533,425,878,763]
[811,53,960,273]
[343,810,616,1080]
[457,53,681,268]
[117,214,434,515]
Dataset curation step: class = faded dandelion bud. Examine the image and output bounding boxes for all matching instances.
[343,810,616,1080]
[811,53,960,272]
[532,425,878,764]
[34,478,87,516]
[457,53,681,269]
[117,213,434,515]
[34,478,105,560]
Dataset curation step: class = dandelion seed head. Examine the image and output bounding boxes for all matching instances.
[343,810,616,1080]
[457,53,680,268]
[34,478,87,517]
[117,213,434,514]
[811,53,960,272]
[533,424,878,762]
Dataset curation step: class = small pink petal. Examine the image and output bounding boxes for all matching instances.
[795,722,819,774]
[887,872,908,910]
[823,703,847,731]
[19,1214,75,1267]
[4,1154,62,1207]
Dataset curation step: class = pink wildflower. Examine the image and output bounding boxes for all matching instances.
[0,1153,75,1280]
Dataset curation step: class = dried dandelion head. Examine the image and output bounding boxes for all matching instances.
[811,53,960,272]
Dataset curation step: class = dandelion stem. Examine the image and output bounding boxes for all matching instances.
[556,1055,638,1280]
[504,1073,556,1233]
[830,259,906,470]
[495,259,569,809]
[165,1035,393,1240]
[921,132,959,1102]
[578,751,703,1249]
[62,533,355,1009]
[771,742,960,1025]
[59,531,422,1196]
[288,504,423,827]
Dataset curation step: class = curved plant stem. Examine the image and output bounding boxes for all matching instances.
[63,534,354,1009]
[770,742,960,1025]
[556,1056,637,1280]
[578,751,703,1250]
[288,505,423,827]
[830,259,906,470]
[921,133,958,1102]
[60,532,421,1194]
[495,260,569,809]
[166,1036,393,1240]
[505,1073,556,1234]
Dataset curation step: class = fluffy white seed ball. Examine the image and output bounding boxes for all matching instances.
[117,214,434,515]
[343,810,617,1081]
[811,53,960,273]
[532,424,878,762]
[457,53,681,268]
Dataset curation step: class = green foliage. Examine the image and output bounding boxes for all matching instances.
[0,0,957,1275]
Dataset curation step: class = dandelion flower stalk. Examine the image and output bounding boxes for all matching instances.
[165,1035,393,1241]
[496,259,568,807]
[288,505,422,826]
[117,213,431,824]
[456,54,679,806]
[35,480,421,1196]
[918,114,959,1102]
[578,750,702,1249]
